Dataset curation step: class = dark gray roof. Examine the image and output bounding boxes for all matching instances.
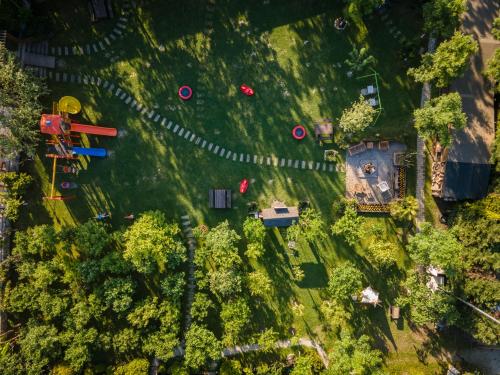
[442,161,490,200]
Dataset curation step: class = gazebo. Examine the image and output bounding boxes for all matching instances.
[360,286,380,306]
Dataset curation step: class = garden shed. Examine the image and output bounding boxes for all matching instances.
[260,200,299,227]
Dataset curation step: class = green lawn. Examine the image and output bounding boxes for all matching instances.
[19,0,439,371]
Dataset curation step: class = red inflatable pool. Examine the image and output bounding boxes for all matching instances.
[178,85,193,100]
[292,125,307,140]
[240,178,249,194]
[240,84,254,96]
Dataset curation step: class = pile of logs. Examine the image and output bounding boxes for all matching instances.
[431,161,446,196]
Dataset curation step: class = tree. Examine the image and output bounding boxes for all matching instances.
[408,31,478,87]
[112,328,141,356]
[290,353,324,375]
[197,221,241,270]
[413,92,467,146]
[328,263,363,303]
[123,211,186,274]
[245,242,264,259]
[326,334,382,375]
[344,46,376,72]
[19,323,61,374]
[291,265,305,282]
[0,45,46,156]
[407,223,464,277]
[114,359,150,375]
[493,17,500,40]
[338,96,376,134]
[423,0,467,38]
[184,324,222,369]
[256,328,279,353]
[366,240,398,269]
[485,48,500,93]
[221,299,250,346]
[209,268,242,299]
[321,300,352,335]
[298,208,327,242]
[331,206,364,246]
[190,293,214,323]
[73,220,111,258]
[102,277,135,313]
[396,270,459,326]
[243,217,266,244]
[389,196,418,224]
[0,172,32,221]
[247,270,272,297]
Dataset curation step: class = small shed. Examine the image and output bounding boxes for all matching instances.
[260,201,299,227]
[208,189,232,209]
[314,123,333,143]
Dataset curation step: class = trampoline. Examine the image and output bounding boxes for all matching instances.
[178,85,193,100]
[292,125,307,140]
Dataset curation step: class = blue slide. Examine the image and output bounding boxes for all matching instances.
[72,147,107,158]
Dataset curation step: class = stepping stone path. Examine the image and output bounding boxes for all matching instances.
[50,1,133,56]
[180,214,197,335]
[47,71,337,174]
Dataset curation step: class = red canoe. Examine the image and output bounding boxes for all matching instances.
[240,179,249,194]
[240,84,254,96]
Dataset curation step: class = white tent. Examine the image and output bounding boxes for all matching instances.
[360,286,380,305]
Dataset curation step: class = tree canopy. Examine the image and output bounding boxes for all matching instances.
[407,222,465,277]
[0,45,46,156]
[413,92,467,146]
[331,205,365,246]
[423,0,467,38]
[408,31,478,87]
[326,334,382,375]
[123,210,186,274]
[338,96,377,134]
[185,324,222,369]
[328,263,363,303]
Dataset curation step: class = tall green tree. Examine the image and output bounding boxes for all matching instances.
[485,48,500,93]
[389,196,418,224]
[423,0,467,38]
[366,240,398,270]
[123,211,186,274]
[328,263,363,303]
[242,217,266,244]
[331,206,364,246]
[396,271,459,326]
[326,334,382,375]
[221,299,251,346]
[338,96,377,134]
[408,32,478,87]
[0,45,46,156]
[413,92,467,146]
[247,270,272,297]
[407,223,465,277]
[185,324,222,369]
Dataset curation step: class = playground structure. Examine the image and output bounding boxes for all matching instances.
[39,96,117,200]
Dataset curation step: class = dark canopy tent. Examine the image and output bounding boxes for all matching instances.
[441,162,491,201]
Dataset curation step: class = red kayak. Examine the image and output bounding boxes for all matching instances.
[240,84,254,96]
[240,178,249,193]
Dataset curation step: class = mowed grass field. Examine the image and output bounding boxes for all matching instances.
[19,0,444,371]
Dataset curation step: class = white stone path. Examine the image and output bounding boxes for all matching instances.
[47,71,337,173]
[50,0,133,57]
